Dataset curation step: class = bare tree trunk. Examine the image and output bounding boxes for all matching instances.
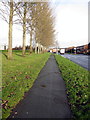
[35,44,37,54]
[8,1,13,60]
[30,30,32,54]
[40,47,42,53]
[38,44,40,54]
[39,45,41,53]
[43,47,45,53]
[40,46,42,53]
[22,3,27,56]
[34,30,37,54]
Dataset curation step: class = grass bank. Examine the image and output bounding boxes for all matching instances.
[55,55,89,119]
[2,51,51,118]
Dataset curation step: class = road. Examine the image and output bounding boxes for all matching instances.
[60,54,90,71]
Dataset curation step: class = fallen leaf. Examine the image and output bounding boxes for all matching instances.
[25,75,31,79]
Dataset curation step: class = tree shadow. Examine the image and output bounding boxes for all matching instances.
[16,52,31,57]
[15,53,22,57]
[2,52,8,59]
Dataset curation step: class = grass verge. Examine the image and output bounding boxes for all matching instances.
[2,51,51,118]
[55,54,89,119]
[0,50,2,119]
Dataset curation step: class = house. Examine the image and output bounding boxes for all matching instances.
[0,45,8,50]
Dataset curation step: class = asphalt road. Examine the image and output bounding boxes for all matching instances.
[60,54,90,71]
[8,55,72,118]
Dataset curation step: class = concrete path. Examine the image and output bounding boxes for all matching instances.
[8,55,72,118]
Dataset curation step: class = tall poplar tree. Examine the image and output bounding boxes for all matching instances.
[8,0,13,59]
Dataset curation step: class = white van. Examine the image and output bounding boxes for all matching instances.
[60,49,65,54]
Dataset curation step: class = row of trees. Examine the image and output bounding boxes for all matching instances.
[0,0,55,59]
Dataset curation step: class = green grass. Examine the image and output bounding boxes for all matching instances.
[2,51,51,118]
[55,55,89,119]
[0,51,2,119]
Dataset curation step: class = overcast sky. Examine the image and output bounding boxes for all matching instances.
[0,0,89,48]
[52,0,88,48]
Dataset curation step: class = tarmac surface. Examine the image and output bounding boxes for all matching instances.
[8,55,72,118]
[61,54,90,71]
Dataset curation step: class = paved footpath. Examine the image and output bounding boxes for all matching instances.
[8,55,72,118]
